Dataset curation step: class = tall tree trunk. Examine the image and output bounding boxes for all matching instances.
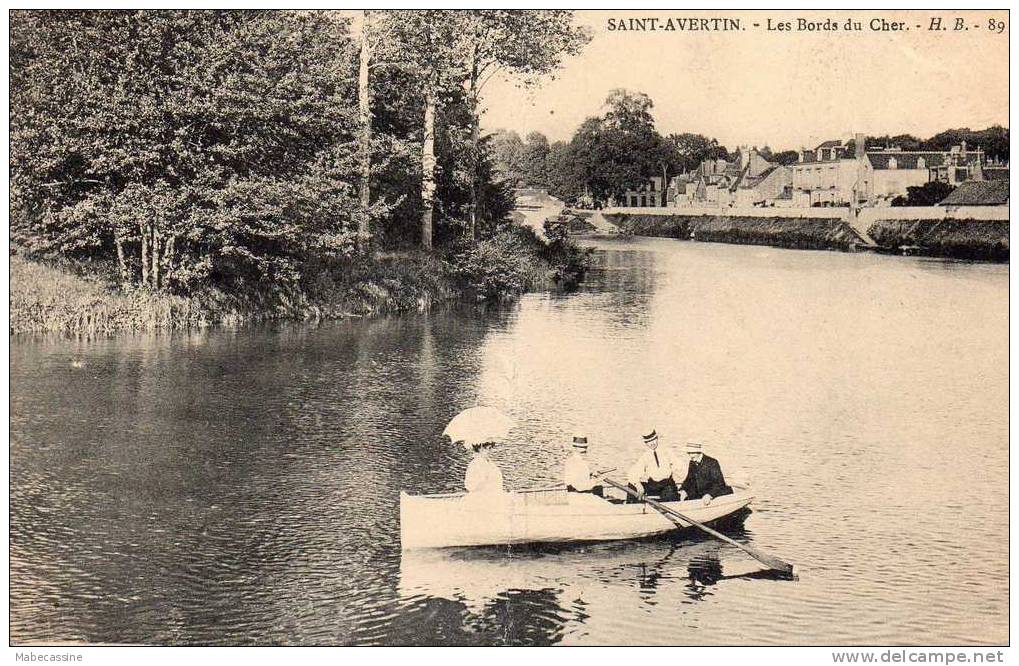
[466,45,480,241]
[140,222,149,287]
[162,235,176,289]
[151,226,160,291]
[661,164,669,207]
[420,83,436,251]
[357,10,372,236]
[114,232,128,286]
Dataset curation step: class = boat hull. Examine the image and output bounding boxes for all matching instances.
[400,486,754,549]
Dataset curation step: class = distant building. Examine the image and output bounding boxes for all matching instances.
[730,148,791,206]
[789,137,864,207]
[619,176,667,207]
[861,142,986,206]
[670,147,786,208]
[937,180,1009,207]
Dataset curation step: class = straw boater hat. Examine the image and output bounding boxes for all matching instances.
[571,435,589,450]
[641,429,659,445]
[685,442,704,453]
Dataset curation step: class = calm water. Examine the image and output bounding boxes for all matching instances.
[10,238,1008,645]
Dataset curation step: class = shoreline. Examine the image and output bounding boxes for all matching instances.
[603,210,1009,262]
[9,243,583,337]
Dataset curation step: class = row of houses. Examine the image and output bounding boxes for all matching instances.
[619,134,1008,209]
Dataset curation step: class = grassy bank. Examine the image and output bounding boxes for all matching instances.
[867,219,1009,261]
[605,213,863,251]
[11,224,590,336]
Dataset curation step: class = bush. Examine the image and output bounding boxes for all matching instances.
[445,229,545,301]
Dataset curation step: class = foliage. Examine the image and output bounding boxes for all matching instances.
[489,129,527,184]
[445,230,542,301]
[666,133,730,173]
[925,126,1009,162]
[11,10,364,296]
[891,181,956,207]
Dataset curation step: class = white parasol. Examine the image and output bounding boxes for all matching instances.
[442,406,515,449]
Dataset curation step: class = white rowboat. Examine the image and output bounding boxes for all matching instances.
[400,485,754,549]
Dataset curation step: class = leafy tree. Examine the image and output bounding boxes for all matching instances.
[546,141,584,205]
[667,133,730,173]
[925,126,1009,162]
[771,150,800,166]
[11,10,362,293]
[891,181,955,207]
[563,90,673,204]
[521,132,551,186]
[866,134,923,151]
[449,10,590,238]
[489,129,526,184]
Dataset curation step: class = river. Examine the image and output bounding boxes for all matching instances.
[10,238,1009,645]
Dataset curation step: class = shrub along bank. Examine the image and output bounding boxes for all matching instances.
[11,222,591,336]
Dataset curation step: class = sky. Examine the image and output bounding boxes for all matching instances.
[479,10,1009,151]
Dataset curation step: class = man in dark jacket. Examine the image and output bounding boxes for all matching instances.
[678,442,732,505]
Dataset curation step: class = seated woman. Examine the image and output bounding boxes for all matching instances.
[563,435,604,497]
[464,441,504,495]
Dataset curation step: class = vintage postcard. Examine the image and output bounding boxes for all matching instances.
[7,8,1009,656]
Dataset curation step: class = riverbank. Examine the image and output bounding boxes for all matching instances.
[605,207,1009,260]
[10,224,590,336]
[604,212,864,251]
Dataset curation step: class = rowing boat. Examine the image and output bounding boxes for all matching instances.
[400,484,754,549]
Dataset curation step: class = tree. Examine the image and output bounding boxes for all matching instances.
[563,90,671,204]
[545,140,584,205]
[771,150,800,166]
[489,129,526,184]
[451,11,590,239]
[521,131,551,186]
[381,11,470,251]
[891,181,955,207]
[667,133,729,173]
[11,10,363,293]
[926,126,1009,162]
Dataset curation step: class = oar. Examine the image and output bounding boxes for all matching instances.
[601,476,794,575]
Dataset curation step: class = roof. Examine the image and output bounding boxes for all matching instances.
[866,152,947,169]
[983,167,1010,181]
[938,180,1009,206]
[817,140,842,149]
[735,165,785,191]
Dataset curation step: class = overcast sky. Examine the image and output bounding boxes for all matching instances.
[479,10,1008,151]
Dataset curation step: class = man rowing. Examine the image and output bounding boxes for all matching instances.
[563,434,604,497]
[626,428,681,502]
[678,441,732,505]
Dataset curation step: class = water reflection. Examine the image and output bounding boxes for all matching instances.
[396,514,780,644]
[10,238,1009,645]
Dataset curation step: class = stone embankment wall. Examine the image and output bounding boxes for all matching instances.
[605,205,1008,260]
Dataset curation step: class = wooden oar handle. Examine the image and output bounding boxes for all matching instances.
[601,476,794,575]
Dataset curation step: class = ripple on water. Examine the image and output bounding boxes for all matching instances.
[10,241,1009,645]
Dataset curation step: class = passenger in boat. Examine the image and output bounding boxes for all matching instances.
[678,442,732,505]
[464,441,505,495]
[626,428,681,502]
[563,435,604,497]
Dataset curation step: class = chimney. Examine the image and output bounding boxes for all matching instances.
[854,133,865,159]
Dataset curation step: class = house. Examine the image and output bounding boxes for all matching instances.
[789,137,865,207]
[730,148,791,206]
[860,143,989,206]
[619,176,667,207]
[937,180,1009,207]
[671,148,778,208]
